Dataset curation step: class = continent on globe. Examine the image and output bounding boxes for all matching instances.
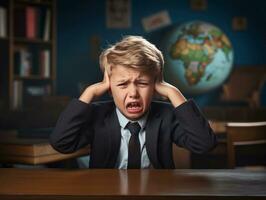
[161,21,234,95]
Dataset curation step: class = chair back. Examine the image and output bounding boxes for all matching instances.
[226,121,266,168]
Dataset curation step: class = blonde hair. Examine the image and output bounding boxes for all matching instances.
[99,35,164,76]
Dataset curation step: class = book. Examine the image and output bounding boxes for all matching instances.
[14,6,45,39]
[25,85,51,96]
[12,80,23,110]
[40,49,50,77]
[14,47,32,77]
[26,6,37,39]
[43,9,51,41]
[21,49,32,76]
[0,6,7,37]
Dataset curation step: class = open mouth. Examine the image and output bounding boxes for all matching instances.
[126,102,143,114]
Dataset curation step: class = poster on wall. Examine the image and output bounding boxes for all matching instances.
[142,10,171,32]
[106,0,131,28]
[190,0,207,11]
[232,17,247,31]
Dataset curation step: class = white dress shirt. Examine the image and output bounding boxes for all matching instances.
[115,108,151,169]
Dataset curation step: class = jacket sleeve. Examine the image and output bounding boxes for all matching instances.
[171,99,217,154]
[49,99,94,154]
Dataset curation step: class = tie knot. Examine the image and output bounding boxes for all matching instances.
[126,122,141,136]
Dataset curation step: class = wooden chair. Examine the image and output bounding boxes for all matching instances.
[226,121,266,168]
[172,144,191,168]
[220,67,266,108]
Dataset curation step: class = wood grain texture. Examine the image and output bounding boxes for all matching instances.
[0,131,90,164]
[0,169,265,200]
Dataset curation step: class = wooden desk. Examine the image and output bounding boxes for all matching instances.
[210,121,266,133]
[0,131,90,165]
[0,169,265,199]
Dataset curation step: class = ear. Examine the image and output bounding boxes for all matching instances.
[106,64,113,75]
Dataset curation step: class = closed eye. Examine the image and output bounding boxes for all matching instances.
[138,82,149,86]
[117,82,127,87]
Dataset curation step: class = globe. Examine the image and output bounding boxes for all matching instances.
[161,21,234,95]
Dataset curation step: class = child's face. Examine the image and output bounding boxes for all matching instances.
[110,65,155,120]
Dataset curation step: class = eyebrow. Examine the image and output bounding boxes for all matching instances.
[116,79,128,83]
[136,78,152,83]
[116,76,151,83]
[137,78,149,81]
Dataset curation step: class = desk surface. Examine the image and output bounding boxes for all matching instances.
[0,169,265,199]
[0,131,90,165]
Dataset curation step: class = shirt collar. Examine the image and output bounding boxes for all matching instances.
[116,107,148,130]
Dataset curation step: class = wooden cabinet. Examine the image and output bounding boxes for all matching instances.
[0,0,56,110]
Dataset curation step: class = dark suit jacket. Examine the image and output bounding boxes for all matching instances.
[49,99,217,169]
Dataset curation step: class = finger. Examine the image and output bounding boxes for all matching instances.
[103,68,109,81]
[103,68,111,90]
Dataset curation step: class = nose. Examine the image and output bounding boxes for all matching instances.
[128,84,139,98]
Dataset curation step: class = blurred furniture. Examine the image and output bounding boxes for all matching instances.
[193,120,266,169]
[203,106,266,122]
[172,144,191,168]
[226,121,266,169]
[0,0,57,110]
[220,66,266,108]
[1,168,265,199]
[0,130,190,168]
[0,96,70,129]
[0,130,90,165]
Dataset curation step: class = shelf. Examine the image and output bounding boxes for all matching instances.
[0,0,56,110]
[0,37,9,41]
[14,37,52,45]
[14,75,52,81]
[14,0,53,7]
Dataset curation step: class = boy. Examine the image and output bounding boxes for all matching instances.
[50,36,217,169]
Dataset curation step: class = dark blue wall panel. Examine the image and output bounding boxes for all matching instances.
[57,0,266,106]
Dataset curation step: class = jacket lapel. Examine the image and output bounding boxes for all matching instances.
[102,103,163,168]
[145,104,162,168]
[103,107,121,168]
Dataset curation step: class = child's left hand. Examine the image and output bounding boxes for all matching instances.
[155,79,187,107]
[155,80,175,99]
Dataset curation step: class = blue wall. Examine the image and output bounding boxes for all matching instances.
[56,0,266,106]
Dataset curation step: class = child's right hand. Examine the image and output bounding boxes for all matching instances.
[79,69,110,103]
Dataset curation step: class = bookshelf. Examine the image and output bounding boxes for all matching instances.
[0,0,56,110]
